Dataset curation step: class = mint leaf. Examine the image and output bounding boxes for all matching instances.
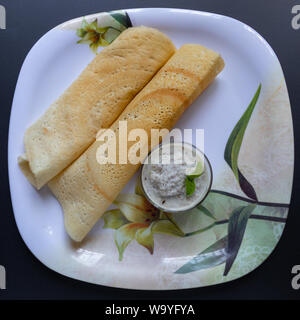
[185,161,204,196]
[185,176,195,196]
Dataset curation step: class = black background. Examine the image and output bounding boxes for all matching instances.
[0,0,300,300]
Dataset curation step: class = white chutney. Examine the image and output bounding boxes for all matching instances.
[141,142,212,212]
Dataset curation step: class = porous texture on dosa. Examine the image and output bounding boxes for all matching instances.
[49,44,225,241]
[18,26,175,189]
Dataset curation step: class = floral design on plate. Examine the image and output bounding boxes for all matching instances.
[76,11,132,53]
[102,85,289,277]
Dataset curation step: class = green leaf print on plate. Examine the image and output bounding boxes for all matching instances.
[224,84,261,200]
[224,204,256,275]
[175,236,228,274]
[174,192,288,275]
[99,84,288,278]
[110,11,132,28]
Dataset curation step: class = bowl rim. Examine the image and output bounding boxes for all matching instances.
[140,141,213,213]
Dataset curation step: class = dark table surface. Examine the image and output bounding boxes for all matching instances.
[0,0,300,300]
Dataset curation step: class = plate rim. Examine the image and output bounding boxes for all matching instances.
[8,7,294,290]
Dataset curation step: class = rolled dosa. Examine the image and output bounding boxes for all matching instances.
[49,44,225,241]
[18,26,175,189]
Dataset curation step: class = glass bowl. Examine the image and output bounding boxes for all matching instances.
[140,142,213,213]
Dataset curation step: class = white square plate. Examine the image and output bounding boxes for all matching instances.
[8,8,293,289]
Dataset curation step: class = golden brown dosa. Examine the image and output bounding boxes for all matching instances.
[49,44,225,241]
[19,26,175,189]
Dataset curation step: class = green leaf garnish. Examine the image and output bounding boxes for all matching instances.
[185,161,204,196]
[185,176,196,196]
